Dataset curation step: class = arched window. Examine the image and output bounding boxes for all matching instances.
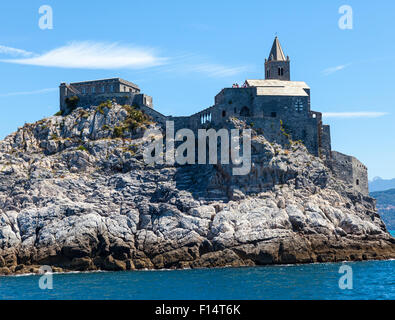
[266,70,270,78]
[278,67,284,76]
[356,179,360,186]
[240,106,251,117]
[222,110,226,117]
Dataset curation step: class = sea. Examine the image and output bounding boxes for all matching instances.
[1,231,394,300]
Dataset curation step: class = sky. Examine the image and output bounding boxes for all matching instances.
[0,0,394,179]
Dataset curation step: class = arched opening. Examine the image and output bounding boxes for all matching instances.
[240,106,251,117]
[222,110,226,117]
[356,179,360,186]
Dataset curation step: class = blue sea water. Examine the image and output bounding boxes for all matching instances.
[1,231,394,300]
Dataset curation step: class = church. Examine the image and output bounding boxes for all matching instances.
[185,37,330,157]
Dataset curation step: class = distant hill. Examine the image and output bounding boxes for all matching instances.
[370,188,395,230]
[369,177,395,192]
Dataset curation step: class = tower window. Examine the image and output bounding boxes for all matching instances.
[356,179,360,186]
[295,99,304,112]
[278,67,284,76]
[271,112,277,118]
[222,110,226,117]
[266,70,270,78]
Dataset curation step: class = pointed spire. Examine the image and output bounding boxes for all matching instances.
[268,36,286,61]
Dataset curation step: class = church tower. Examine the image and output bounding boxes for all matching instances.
[265,37,290,81]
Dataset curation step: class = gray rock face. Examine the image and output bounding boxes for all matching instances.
[0,103,394,275]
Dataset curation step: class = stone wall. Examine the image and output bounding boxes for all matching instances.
[201,87,321,156]
[321,125,332,159]
[265,60,291,81]
[330,151,369,195]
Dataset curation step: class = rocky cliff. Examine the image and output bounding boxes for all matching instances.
[0,103,394,275]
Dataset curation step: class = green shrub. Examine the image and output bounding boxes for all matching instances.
[122,105,150,130]
[113,126,124,138]
[110,106,150,138]
[97,100,112,115]
[54,110,63,116]
[77,145,88,152]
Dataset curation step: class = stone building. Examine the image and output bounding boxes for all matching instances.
[186,37,330,159]
[329,151,369,195]
[58,37,369,195]
[59,78,153,115]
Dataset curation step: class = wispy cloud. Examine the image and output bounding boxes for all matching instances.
[1,41,167,69]
[0,45,33,57]
[322,63,351,76]
[187,63,250,78]
[0,88,57,97]
[0,42,250,79]
[323,112,389,118]
[150,53,252,79]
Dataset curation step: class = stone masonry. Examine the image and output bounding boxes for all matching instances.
[58,37,369,195]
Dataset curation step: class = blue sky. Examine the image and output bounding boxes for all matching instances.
[0,0,394,179]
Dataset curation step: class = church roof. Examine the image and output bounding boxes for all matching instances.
[256,86,308,97]
[268,36,286,61]
[245,79,309,89]
[245,79,310,96]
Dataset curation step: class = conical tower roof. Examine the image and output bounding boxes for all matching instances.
[268,36,286,61]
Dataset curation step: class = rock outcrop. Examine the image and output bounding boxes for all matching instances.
[0,103,394,275]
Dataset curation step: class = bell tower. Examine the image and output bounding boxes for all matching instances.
[265,36,290,81]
